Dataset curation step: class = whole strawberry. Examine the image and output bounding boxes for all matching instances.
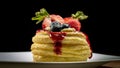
[31,8,65,30]
[64,11,88,31]
[64,17,81,31]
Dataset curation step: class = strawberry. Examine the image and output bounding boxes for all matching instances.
[42,14,64,29]
[42,17,51,29]
[50,14,64,23]
[64,17,81,31]
[64,11,88,31]
[32,8,65,30]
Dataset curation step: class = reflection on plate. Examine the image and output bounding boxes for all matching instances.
[0,52,120,68]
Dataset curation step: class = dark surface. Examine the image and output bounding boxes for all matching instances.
[0,0,120,56]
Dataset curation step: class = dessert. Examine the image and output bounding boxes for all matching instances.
[31,8,92,62]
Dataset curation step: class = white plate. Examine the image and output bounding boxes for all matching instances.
[0,52,120,68]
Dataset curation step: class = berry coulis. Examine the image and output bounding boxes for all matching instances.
[82,32,92,59]
[36,29,41,34]
[49,32,66,55]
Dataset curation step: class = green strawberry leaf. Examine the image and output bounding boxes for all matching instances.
[31,8,49,24]
[72,11,88,20]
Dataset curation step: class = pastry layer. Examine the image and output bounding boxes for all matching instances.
[32,30,88,45]
[31,28,91,62]
[31,43,91,57]
[33,55,87,62]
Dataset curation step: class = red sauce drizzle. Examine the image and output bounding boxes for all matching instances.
[49,32,66,55]
[86,38,92,59]
[36,29,41,34]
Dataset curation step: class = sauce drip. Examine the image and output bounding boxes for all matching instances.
[49,32,66,55]
[36,29,41,33]
[83,33,93,59]
[86,38,92,59]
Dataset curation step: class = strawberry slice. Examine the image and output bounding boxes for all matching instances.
[42,14,64,29]
[64,17,81,31]
[50,14,64,23]
[42,17,51,29]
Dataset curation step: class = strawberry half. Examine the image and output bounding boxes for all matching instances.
[42,14,64,29]
[64,17,81,31]
[42,17,51,29]
[50,14,64,23]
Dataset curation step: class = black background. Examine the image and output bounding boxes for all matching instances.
[0,0,120,56]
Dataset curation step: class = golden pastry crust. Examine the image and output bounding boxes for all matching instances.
[31,43,91,57]
[31,28,91,62]
[33,55,87,62]
[31,43,90,50]
[32,29,87,45]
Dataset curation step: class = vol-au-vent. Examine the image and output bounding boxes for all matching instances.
[31,8,92,62]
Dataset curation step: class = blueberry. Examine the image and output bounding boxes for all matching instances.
[61,24,70,29]
[50,21,62,32]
